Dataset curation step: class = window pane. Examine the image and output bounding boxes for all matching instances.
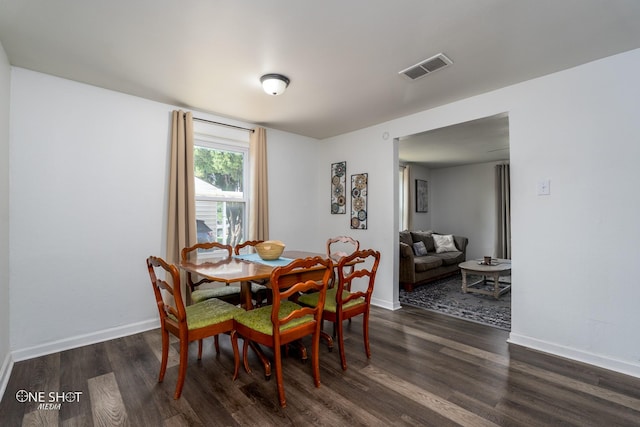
[196,200,246,246]
[224,202,245,247]
[194,146,244,195]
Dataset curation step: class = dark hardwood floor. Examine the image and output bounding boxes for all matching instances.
[2,305,640,426]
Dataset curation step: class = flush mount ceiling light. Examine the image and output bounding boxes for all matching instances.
[260,74,290,96]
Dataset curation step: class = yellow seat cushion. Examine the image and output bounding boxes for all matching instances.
[234,301,314,335]
[298,288,364,313]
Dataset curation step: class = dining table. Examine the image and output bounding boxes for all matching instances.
[180,250,329,308]
[179,249,331,378]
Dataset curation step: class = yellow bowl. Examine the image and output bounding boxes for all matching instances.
[255,240,285,260]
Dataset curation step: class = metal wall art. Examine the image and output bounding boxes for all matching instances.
[350,173,368,229]
[331,161,346,214]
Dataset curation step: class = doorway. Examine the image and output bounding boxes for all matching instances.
[396,112,511,329]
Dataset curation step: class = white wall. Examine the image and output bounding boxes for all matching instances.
[9,68,319,359]
[265,128,323,252]
[0,41,12,397]
[325,48,640,378]
[318,130,399,310]
[431,161,501,260]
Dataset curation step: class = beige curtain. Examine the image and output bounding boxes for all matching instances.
[495,163,511,259]
[402,164,412,230]
[249,127,269,240]
[166,110,196,264]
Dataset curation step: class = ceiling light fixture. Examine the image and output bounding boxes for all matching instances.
[260,73,290,96]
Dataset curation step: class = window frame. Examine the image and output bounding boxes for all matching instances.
[193,129,250,250]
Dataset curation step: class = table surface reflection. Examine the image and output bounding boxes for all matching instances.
[179,250,326,284]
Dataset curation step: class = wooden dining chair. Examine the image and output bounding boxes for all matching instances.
[326,235,360,287]
[298,249,380,371]
[327,235,360,261]
[146,256,243,399]
[181,242,242,305]
[234,240,271,307]
[232,256,333,408]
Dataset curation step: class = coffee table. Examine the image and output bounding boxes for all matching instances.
[458,259,511,299]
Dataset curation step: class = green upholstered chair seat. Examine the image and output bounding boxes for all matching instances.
[250,283,268,293]
[191,286,241,304]
[298,288,364,313]
[170,297,244,330]
[234,301,314,335]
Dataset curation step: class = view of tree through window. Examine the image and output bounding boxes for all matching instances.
[194,143,247,248]
[194,148,243,192]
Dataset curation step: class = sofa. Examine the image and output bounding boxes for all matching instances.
[399,230,469,292]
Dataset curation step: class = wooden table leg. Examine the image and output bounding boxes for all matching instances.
[248,341,271,379]
[240,281,254,310]
[461,269,468,293]
[320,331,334,352]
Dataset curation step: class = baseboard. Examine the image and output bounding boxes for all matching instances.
[508,332,640,379]
[372,297,401,311]
[11,318,160,362]
[0,351,14,403]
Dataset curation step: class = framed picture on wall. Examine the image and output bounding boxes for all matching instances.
[415,179,428,212]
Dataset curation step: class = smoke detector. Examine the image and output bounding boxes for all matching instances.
[399,53,453,81]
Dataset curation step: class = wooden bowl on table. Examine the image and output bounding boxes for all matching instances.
[255,240,285,260]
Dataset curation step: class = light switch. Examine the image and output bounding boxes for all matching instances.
[537,179,550,195]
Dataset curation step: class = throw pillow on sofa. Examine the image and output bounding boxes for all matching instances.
[412,241,428,256]
[433,234,457,253]
[410,231,435,252]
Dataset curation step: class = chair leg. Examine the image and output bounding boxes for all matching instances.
[159,328,169,383]
[363,311,371,358]
[318,318,333,350]
[311,330,321,388]
[297,342,308,362]
[242,337,252,374]
[197,339,203,360]
[256,289,268,307]
[337,318,348,371]
[214,335,220,354]
[230,331,240,380]
[273,343,286,407]
[174,338,189,399]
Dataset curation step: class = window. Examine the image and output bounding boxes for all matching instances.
[193,127,249,248]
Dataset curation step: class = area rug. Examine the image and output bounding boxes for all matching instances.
[399,273,511,330]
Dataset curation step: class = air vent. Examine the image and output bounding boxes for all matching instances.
[399,53,453,81]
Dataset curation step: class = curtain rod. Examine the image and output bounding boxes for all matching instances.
[192,117,254,133]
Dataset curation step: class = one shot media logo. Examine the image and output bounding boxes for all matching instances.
[15,389,82,410]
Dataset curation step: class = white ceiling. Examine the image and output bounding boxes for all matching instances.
[1,0,640,143]
[399,113,510,169]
